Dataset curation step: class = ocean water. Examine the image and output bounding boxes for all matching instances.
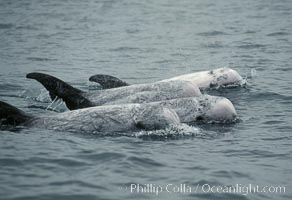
[0,0,292,199]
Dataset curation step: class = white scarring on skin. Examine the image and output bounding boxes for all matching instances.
[87,80,201,105]
[159,67,243,89]
[29,103,181,134]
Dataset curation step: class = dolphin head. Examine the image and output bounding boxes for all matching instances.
[203,97,237,122]
[210,68,243,88]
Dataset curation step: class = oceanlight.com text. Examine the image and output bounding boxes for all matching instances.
[118,183,286,196]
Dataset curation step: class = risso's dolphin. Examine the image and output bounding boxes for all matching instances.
[0,93,236,136]
[89,68,243,90]
[26,73,237,123]
[26,73,201,110]
[0,101,180,134]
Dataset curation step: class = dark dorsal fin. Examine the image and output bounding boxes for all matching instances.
[0,101,33,126]
[89,74,129,89]
[26,72,95,110]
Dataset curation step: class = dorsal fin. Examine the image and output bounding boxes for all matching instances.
[26,72,95,110]
[0,101,32,126]
[89,74,129,89]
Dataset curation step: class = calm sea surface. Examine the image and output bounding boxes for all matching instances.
[0,0,291,199]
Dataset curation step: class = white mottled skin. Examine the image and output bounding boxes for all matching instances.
[86,80,201,105]
[24,68,240,134]
[81,68,239,123]
[149,95,237,123]
[29,95,236,134]
[29,104,181,134]
[160,67,243,89]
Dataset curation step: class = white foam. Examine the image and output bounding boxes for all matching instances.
[132,123,201,138]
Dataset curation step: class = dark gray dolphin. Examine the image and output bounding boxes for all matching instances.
[0,101,32,126]
[89,74,130,89]
[89,74,129,89]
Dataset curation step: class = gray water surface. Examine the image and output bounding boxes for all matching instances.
[0,0,292,199]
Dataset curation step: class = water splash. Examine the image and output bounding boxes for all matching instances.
[46,97,68,112]
[36,89,52,102]
[132,123,202,139]
[235,68,257,87]
[86,80,103,91]
[206,79,247,91]
[250,68,257,78]
[19,88,51,102]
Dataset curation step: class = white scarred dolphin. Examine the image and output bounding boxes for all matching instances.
[89,67,243,90]
[0,101,180,134]
[0,94,236,135]
[25,72,237,123]
[26,73,201,110]
[160,67,243,89]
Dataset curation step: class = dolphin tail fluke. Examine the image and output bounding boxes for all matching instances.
[0,101,32,126]
[26,72,95,110]
[89,74,129,89]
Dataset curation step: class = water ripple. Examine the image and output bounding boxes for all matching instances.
[7,194,101,200]
[237,44,266,49]
[211,170,251,179]
[79,152,125,162]
[26,157,88,167]
[110,47,140,52]
[198,31,228,36]
[127,156,165,168]
[0,158,23,167]
[267,32,289,37]
[48,180,108,190]
[0,23,13,29]
[26,57,57,62]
